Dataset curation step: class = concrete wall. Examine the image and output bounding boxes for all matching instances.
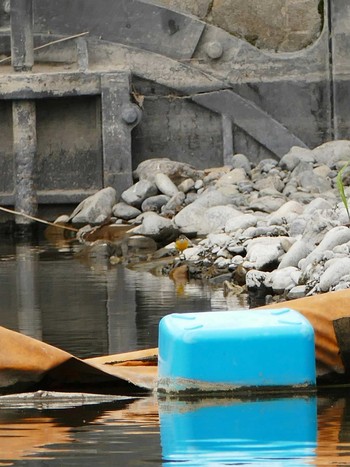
[155,0,323,52]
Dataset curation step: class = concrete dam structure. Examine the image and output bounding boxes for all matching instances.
[0,0,349,223]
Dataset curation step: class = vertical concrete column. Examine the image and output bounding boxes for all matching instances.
[10,0,34,71]
[222,114,234,165]
[12,100,38,223]
[101,72,140,197]
[329,0,350,139]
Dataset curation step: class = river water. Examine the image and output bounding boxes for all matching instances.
[0,233,349,466]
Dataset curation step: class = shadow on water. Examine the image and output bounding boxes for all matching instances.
[0,233,350,465]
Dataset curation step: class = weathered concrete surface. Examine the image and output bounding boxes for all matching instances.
[10,0,33,71]
[12,99,37,223]
[155,0,322,52]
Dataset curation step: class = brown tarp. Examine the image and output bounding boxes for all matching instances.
[1,289,350,393]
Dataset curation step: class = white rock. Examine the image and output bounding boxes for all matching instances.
[245,240,284,270]
[265,267,301,293]
[70,187,117,224]
[245,270,269,288]
[319,257,350,292]
[278,239,312,269]
[154,173,179,197]
[287,285,307,299]
[121,180,158,207]
[225,214,257,233]
[183,246,203,261]
[131,212,177,242]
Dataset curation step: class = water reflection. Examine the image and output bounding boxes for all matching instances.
[2,392,350,466]
[159,396,317,466]
[0,238,245,358]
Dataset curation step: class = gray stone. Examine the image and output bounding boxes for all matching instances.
[245,237,284,270]
[133,158,202,184]
[319,257,350,292]
[141,195,170,212]
[162,192,186,214]
[278,239,312,269]
[267,200,304,225]
[70,187,117,224]
[279,146,315,171]
[178,178,195,193]
[265,266,301,293]
[112,202,141,220]
[254,175,285,193]
[296,171,332,193]
[174,201,242,235]
[245,270,269,289]
[313,226,350,253]
[225,213,257,233]
[216,168,247,186]
[154,172,179,197]
[287,285,307,300]
[121,180,158,208]
[312,140,350,167]
[249,196,286,213]
[131,212,179,243]
[231,153,251,174]
[303,197,334,215]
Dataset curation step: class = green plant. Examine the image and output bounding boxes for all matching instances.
[336,162,350,223]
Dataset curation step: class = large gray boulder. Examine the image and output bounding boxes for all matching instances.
[70,187,117,225]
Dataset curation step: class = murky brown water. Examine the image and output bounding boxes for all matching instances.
[0,234,349,466]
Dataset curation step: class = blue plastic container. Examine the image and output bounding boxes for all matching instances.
[158,308,316,393]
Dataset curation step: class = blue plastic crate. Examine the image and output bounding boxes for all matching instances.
[158,308,316,393]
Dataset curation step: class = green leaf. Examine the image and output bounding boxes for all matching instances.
[337,162,350,222]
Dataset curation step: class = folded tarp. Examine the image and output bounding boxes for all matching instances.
[1,289,350,394]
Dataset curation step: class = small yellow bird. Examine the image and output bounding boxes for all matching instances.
[175,234,190,258]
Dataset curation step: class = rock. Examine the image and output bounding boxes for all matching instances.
[313,226,350,253]
[245,269,269,289]
[265,266,301,293]
[216,168,247,186]
[141,195,170,212]
[278,239,312,269]
[183,245,203,261]
[113,202,141,220]
[230,153,251,174]
[254,174,284,193]
[154,173,179,197]
[279,146,314,171]
[287,285,307,299]
[121,180,158,208]
[174,189,242,234]
[296,171,332,193]
[225,213,257,233]
[303,197,334,215]
[133,158,203,184]
[267,200,304,226]
[131,212,179,243]
[70,187,117,224]
[202,233,232,248]
[178,178,195,193]
[161,192,186,215]
[249,195,286,213]
[319,257,350,292]
[244,237,285,270]
[311,140,350,167]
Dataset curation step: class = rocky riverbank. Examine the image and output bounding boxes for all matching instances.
[56,140,350,305]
